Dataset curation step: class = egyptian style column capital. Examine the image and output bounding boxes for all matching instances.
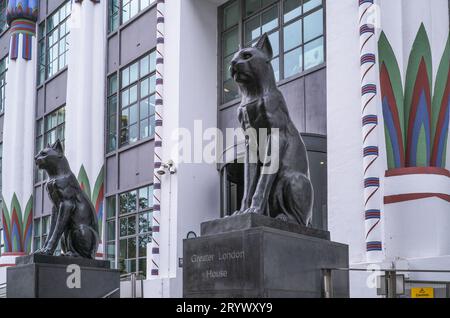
[6,0,39,60]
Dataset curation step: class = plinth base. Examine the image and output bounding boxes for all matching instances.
[183,214,349,298]
[7,255,120,298]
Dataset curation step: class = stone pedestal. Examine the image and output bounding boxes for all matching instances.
[183,214,349,298]
[7,255,120,298]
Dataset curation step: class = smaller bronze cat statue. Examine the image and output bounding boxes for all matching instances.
[231,33,314,226]
[34,140,99,259]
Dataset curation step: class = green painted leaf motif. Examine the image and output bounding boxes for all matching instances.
[378,31,405,146]
[10,194,23,252]
[92,167,104,205]
[404,23,433,130]
[432,35,449,142]
[23,196,34,253]
[78,165,92,201]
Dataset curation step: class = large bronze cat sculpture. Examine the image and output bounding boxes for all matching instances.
[231,33,314,226]
[34,140,99,259]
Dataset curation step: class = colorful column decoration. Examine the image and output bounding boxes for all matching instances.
[65,0,106,258]
[150,0,165,277]
[6,0,38,60]
[379,24,449,170]
[359,0,383,260]
[1,0,38,263]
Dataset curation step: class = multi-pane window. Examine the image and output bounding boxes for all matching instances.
[33,216,50,252]
[108,0,120,33]
[38,1,72,85]
[0,56,8,114]
[109,0,155,32]
[118,51,156,148]
[107,74,119,153]
[0,0,7,34]
[105,185,153,277]
[35,107,66,183]
[220,0,325,103]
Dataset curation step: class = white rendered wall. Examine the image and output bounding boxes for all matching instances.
[328,0,450,297]
[326,0,368,264]
[144,0,222,298]
[65,0,106,255]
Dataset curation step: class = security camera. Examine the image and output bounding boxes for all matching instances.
[156,160,176,176]
[169,165,177,175]
[156,166,167,176]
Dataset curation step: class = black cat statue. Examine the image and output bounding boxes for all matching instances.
[231,33,314,226]
[34,140,99,259]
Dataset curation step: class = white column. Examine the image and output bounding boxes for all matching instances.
[1,35,37,262]
[65,0,106,257]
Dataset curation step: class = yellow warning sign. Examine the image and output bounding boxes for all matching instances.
[411,287,434,298]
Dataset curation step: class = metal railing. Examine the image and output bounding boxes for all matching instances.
[120,272,145,298]
[322,267,450,298]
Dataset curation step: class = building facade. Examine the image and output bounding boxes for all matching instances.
[0,0,448,298]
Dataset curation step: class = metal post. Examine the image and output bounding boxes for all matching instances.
[386,271,397,298]
[131,273,137,299]
[323,269,334,298]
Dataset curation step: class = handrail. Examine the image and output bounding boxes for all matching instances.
[324,267,450,273]
[102,288,120,298]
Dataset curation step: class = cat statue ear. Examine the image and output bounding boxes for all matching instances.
[255,33,273,61]
[52,139,64,155]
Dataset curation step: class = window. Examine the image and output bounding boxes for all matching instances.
[116,51,156,149]
[0,56,8,114]
[220,0,325,103]
[109,0,155,32]
[105,185,153,277]
[33,216,49,252]
[107,74,119,152]
[38,1,72,85]
[0,0,7,34]
[35,107,66,183]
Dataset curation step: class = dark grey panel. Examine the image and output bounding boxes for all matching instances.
[305,69,327,135]
[33,186,43,217]
[38,0,46,23]
[120,10,157,67]
[42,187,53,216]
[37,87,45,118]
[118,142,154,191]
[44,71,68,113]
[279,77,306,133]
[47,0,67,17]
[107,34,119,74]
[136,142,154,185]
[0,30,10,58]
[106,156,117,195]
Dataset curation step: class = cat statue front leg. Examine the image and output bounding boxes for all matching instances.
[35,201,74,256]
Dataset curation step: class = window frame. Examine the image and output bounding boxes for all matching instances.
[105,185,154,278]
[218,0,326,105]
[0,0,8,35]
[106,50,157,152]
[34,106,66,184]
[0,55,8,114]
[108,0,156,33]
[37,1,72,86]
